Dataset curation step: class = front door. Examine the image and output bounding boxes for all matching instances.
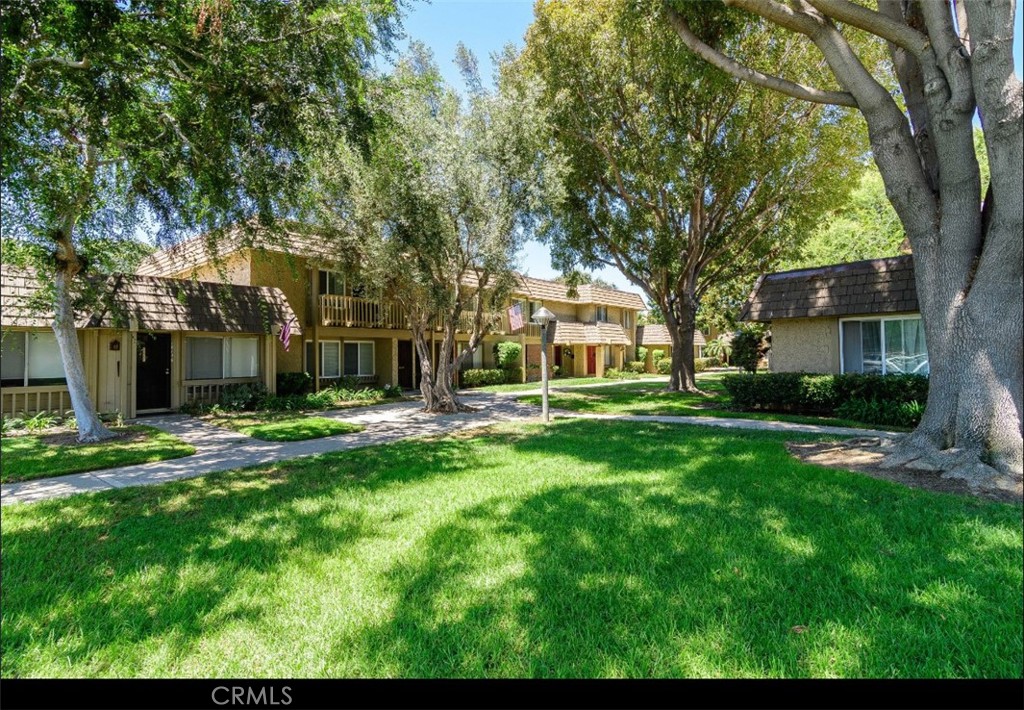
[136,333,172,410]
[398,340,414,389]
[586,345,597,375]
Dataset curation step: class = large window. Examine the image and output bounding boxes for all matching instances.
[344,341,375,376]
[319,270,366,298]
[305,341,342,378]
[841,317,928,375]
[1,331,66,387]
[595,306,608,322]
[185,336,259,380]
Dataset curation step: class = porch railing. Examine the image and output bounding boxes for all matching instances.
[320,295,408,329]
[184,378,260,406]
[1,385,72,418]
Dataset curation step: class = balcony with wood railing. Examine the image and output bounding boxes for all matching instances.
[320,295,408,329]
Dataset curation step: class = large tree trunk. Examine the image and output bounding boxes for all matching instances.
[52,269,114,443]
[413,322,466,414]
[662,290,700,393]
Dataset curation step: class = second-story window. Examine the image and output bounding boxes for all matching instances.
[623,310,631,329]
[595,306,608,322]
[319,270,345,296]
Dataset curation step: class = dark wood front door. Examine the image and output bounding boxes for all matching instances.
[136,333,172,410]
[554,346,563,369]
[398,340,414,389]
[586,346,597,375]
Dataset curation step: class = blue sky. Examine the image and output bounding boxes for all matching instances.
[399,0,1024,294]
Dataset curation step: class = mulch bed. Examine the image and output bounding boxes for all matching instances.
[17,428,148,448]
[786,439,1023,504]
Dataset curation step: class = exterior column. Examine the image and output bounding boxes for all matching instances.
[312,267,321,392]
[519,331,527,383]
[391,338,399,387]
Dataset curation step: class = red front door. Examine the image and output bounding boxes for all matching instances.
[586,346,597,375]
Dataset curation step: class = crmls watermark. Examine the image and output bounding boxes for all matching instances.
[212,685,292,706]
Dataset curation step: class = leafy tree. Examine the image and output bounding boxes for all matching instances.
[669,0,1023,483]
[1,0,396,440]
[314,46,561,413]
[523,0,863,393]
[731,324,767,374]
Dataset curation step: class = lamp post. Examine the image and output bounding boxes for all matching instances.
[531,307,557,422]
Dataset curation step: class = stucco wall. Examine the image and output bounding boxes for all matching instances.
[768,318,841,373]
[248,251,312,375]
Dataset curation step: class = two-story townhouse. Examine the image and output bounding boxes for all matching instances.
[137,233,647,391]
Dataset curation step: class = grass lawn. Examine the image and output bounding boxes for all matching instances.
[205,412,365,442]
[519,373,903,430]
[0,426,195,484]
[475,373,664,393]
[2,420,1020,678]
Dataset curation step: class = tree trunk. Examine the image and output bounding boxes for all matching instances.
[413,322,467,414]
[52,269,114,443]
[662,291,700,393]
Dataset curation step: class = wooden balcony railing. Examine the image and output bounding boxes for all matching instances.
[320,295,408,329]
[1,385,71,418]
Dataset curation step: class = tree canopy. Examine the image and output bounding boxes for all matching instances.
[522,0,864,391]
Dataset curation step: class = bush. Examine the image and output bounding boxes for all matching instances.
[693,358,706,373]
[277,371,313,396]
[836,398,925,428]
[635,346,648,364]
[626,360,647,374]
[494,341,522,370]
[604,367,624,379]
[462,369,507,388]
[218,382,269,411]
[723,372,929,424]
[502,366,522,384]
[652,349,666,364]
[656,358,672,375]
[696,356,720,369]
[732,325,768,373]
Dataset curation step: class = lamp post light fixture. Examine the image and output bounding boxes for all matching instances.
[531,306,557,422]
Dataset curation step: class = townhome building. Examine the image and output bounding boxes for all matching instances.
[135,233,648,394]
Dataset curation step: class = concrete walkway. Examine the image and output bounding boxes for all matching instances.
[0,396,537,506]
[1,389,898,506]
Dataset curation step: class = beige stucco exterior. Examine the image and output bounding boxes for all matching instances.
[767,318,841,373]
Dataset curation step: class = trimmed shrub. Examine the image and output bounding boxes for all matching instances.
[656,358,672,375]
[652,349,666,364]
[494,341,522,370]
[836,398,925,428]
[723,372,929,423]
[635,346,648,364]
[277,371,313,396]
[626,360,647,374]
[732,325,768,373]
[462,369,507,388]
[503,367,523,384]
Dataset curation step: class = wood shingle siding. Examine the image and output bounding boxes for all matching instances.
[741,255,918,322]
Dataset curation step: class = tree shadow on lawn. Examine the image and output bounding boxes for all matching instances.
[352,422,1023,678]
[0,437,481,677]
[2,421,1020,678]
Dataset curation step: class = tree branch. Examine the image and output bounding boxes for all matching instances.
[803,0,931,59]
[665,7,858,108]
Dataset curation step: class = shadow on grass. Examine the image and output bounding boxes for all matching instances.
[2,420,1020,677]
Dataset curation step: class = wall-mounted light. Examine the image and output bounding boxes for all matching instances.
[109,339,121,351]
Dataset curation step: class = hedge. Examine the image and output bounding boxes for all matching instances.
[722,372,928,426]
[461,368,508,388]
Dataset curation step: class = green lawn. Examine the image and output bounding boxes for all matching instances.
[520,374,902,430]
[205,412,365,442]
[0,426,195,484]
[475,373,664,393]
[2,420,1020,678]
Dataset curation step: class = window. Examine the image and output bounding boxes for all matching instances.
[595,306,608,322]
[305,341,342,378]
[841,317,928,375]
[604,345,613,367]
[623,310,631,329]
[459,342,483,371]
[185,336,259,380]
[318,270,345,296]
[1,331,65,387]
[344,341,375,376]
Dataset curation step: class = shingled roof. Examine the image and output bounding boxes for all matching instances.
[549,321,633,346]
[635,324,705,347]
[1,265,300,335]
[740,255,918,323]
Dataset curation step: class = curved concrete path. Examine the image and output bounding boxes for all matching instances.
[1,388,898,506]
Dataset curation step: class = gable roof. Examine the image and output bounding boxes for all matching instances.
[740,255,918,323]
[635,324,705,347]
[1,265,300,335]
